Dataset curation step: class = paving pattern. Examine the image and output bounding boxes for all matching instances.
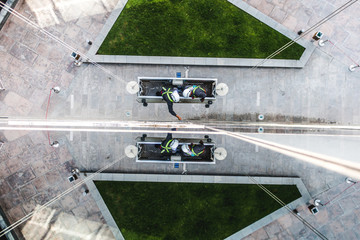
[243,181,360,240]
[0,0,359,239]
[0,0,120,239]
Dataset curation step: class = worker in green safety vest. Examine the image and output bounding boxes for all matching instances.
[182,85,207,102]
[156,87,182,120]
[181,140,205,157]
[160,132,179,154]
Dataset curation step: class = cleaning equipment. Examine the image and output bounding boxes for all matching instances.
[137,76,221,108]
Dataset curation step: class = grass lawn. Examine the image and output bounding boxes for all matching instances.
[97,0,305,59]
[95,181,301,240]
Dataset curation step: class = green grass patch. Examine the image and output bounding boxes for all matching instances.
[97,0,304,59]
[95,181,301,240]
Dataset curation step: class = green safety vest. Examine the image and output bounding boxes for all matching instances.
[161,139,173,153]
[191,147,204,156]
[162,87,173,102]
[192,86,206,96]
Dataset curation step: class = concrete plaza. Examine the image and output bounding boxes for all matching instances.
[0,0,360,239]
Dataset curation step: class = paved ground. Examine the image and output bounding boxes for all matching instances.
[0,0,120,239]
[243,180,360,240]
[0,0,359,239]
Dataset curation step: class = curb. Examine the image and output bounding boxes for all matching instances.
[87,0,315,68]
[84,173,311,240]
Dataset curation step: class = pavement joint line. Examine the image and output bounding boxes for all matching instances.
[82,175,125,240]
[86,0,315,67]
[87,0,128,58]
[70,94,74,109]
[87,173,310,239]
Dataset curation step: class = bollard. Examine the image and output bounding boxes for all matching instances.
[71,168,80,175]
[318,39,328,47]
[314,199,324,206]
[293,209,300,216]
[52,87,61,93]
[349,65,359,72]
[346,177,357,184]
[50,141,60,148]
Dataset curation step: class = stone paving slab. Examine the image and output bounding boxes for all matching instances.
[85,177,123,240]
[49,49,360,126]
[245,0,360,67]
[0,0,120,239]
[243,179,360,239]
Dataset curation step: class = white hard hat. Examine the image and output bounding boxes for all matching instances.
[171,90,180,102]
[183,88,191,98]
[170,139,179,151]
[181,144,191,155]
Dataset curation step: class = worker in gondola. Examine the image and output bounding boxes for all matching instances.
[159,132,179,154]
[156,87,182,120]
[182,85,207,102]
[181,140,205,157]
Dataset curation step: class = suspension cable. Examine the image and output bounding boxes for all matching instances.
[0,1,125,84]
[0,126,222,135]
[0,155,126,237]
[248,176,328,240]
[0,124,360,235]
[205,126,360,178]
[2,122,360,178]
[252,0,358,69]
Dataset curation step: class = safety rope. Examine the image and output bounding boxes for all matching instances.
[0,155,126,237]
[248,176,328,240]
[328,40,360,66]
[252,0,358,69]
[323,181,358,206]
[0,123,359,237]
[205,126,360,179]
[0,1,125,84]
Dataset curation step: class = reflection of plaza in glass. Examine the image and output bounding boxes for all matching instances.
[0,0,359,239]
